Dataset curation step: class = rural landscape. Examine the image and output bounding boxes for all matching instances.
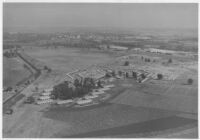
[3,3,198,138]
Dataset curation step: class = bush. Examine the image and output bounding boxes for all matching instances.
[157,74,163,80]
[44,66,48,70]
[125,72,129,78]
[141,73,146,79]
[132,71,137,79]
[105,73,111,78]
[47,68,52,73]
[52,77,96,100]
[118,71,122,76]
[168,58,172,63]
[124,61,129,66]
[111,71,116,77]
[187,78,193,85]
[97,80,103,88]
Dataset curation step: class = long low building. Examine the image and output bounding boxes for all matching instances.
[41,92,51,96]
[37,99,54,105]
[84,95,98,100]
[39,96,51,100]
[109,45,128,51]
[144,48,177,54]
[76,99,92,105]
[57,99,73,105]
[78,67,106,81]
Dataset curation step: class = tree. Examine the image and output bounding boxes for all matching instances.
[187,78,193,85]
[23,64,28,69]
[157,74,163,80]
[132,71,137,79]
[52,77,96,100]
[83,77,93,92]
[141,73,146,79]
[52,81,73,100]
[124,61,129,66]
[97,80,103,88]
[7,87,12,92]
[44,66,48,70]
[74,79,81,88]
[168,58,172,63]
[111,70,116,77]
[89,78,96,89]
[35,86,39,92]
[125,72,129,78]
[105,72,111,78]
[118,71,122,76]
[47,68,52,73]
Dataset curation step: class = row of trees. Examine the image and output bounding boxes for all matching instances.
[114,68,164,81]
[123,57,172,67]
[52,77,103,100]
[44,66,52,73]
[3,51,18,58]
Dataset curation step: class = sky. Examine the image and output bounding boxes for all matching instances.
[3,3,198,33]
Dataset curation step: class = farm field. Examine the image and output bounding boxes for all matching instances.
[42,78,197,138]
[44,103,178,137]
[3,47,198,138]
[110,75,197,114]
[3,56,31,88]
[25,47,116,73]
[3,3,198,138]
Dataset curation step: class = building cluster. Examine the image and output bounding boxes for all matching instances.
[36,88,54,105]
[78,67,106,81]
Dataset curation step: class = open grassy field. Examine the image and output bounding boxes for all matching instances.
[44,103,177,137]
[110,76,197,114]
[3,47,198,138]
[25,47,115,73]
[3,56,31,88]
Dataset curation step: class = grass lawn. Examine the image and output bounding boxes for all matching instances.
[110,78,197,114]
[25,47,115,73]
[3,56,31,88]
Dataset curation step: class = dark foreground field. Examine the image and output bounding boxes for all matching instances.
[3,48,198,138]
[43,77,198,138]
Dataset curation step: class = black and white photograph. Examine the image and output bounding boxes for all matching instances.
[3,2,198,138]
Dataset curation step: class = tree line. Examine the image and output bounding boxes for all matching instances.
[51,77,103,100]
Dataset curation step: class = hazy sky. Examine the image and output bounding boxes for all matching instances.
[3,3,198,32]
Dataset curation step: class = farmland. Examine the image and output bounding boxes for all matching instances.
[25,47,116,73]
[3,46,198,138]
[3,56,31,88]
[3,3,198,138]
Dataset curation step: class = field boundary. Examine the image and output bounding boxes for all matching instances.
[3,52,44,113]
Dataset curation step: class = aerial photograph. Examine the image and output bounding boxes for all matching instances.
[3,3,198,138]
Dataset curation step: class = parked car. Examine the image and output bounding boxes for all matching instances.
[24,97,35,104]
[5,109,13,115]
